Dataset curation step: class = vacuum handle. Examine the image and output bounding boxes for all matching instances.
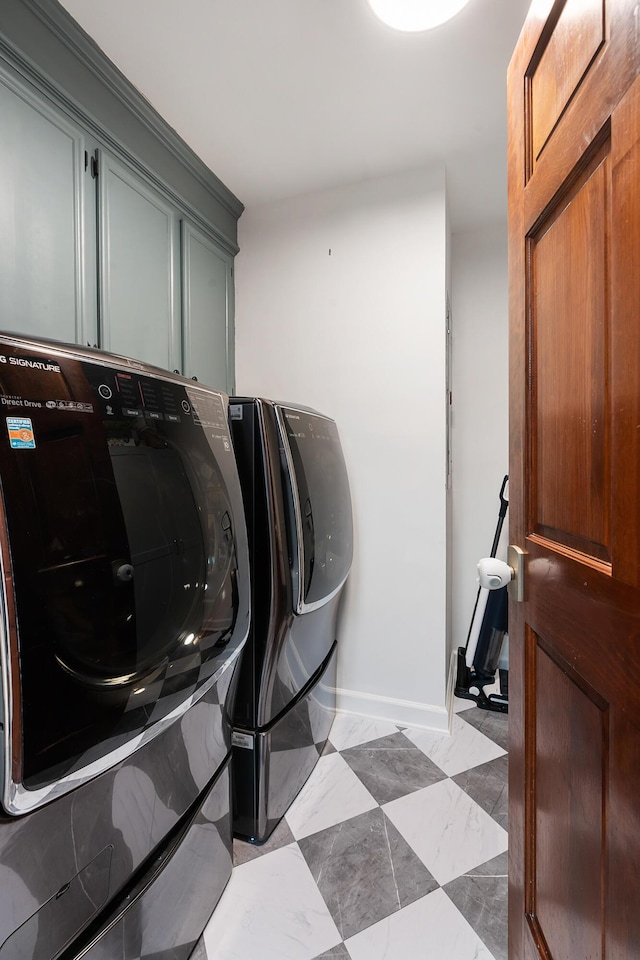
[498,475,509,518]
[489,475,509,558]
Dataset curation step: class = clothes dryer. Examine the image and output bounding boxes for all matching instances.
[0,334,250,959]
[229,399,352,843]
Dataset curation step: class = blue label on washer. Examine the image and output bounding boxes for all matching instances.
[7,416,36,449]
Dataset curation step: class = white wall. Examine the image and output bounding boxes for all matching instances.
[235,167,451,730]
[450,224,509,660]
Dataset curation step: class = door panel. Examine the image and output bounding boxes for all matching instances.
[529,142,611,563]
[0,67,97,346]
[508,2,640,958]
[527,633,606,960]
[181,220,232,391]
[530,0,605,166]
[98,151,180,372]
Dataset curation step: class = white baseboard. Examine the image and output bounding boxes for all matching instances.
[335,686,450,733]
[446,648,459,726]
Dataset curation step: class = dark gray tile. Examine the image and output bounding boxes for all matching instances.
[444,872,508,960]
[467,851,508,877]
[321,739,337,756]
[459,707,509,752]
[341,732,446,804]
[232,817,296,865]
[453,754,508,830]
[311,947,350,958]
[187,938,208,960]
[299,806,438,940]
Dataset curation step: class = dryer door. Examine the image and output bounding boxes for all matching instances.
[277,406,353,614]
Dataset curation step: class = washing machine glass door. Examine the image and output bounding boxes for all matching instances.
[277,407,353,613]
[0,344,240,811]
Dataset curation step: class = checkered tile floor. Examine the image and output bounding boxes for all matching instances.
[191,697,508,960]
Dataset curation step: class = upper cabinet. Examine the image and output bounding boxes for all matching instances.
[98,151,181,374]
[181,221,234,392]
[97,154,235,393]
[0,0,242,395]
[0,69,98,347]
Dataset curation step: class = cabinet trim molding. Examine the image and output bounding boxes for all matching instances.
[0,0,242,257]
[23,0,243,220]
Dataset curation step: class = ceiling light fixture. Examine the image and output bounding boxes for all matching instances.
[367,0,473,32]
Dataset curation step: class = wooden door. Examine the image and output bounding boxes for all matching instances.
[508,1,640,958]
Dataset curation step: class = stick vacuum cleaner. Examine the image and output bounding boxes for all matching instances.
[455,475,509,713]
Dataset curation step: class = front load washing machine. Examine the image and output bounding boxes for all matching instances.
[0,334,250,959]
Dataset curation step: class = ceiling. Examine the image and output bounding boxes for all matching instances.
[58,0,533,231]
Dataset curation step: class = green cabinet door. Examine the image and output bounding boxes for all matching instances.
[181,220,233,393]
[0,65,235,386]
[0,67,97,346]
[98,150,181,372]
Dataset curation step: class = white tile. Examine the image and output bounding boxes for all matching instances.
[404,713,505,777]
[285,752,378,840]
[382,778,508,886]
[453,695,476,713]
[344,888,496,960]
[202,844,341,960]
[328,713,400,751]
